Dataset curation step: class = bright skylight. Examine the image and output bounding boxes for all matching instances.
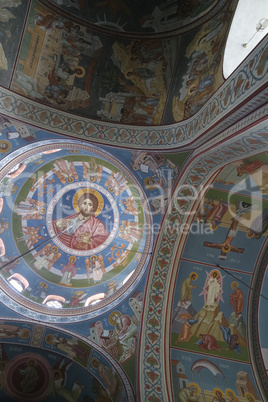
[223,0,268,78]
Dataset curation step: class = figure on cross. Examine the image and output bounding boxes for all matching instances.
[203,217,244,260]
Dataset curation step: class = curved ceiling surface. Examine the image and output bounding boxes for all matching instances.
[170,150,268,400]
[0,0,236,127]
[0,0,267,401]
[45,0,224,35]
[0,140,153,318]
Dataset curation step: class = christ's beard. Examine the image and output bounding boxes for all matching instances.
[80,210,94,218]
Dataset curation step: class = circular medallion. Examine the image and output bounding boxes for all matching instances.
[0,140,152,320]
[46,181,119,256]
[5,353,51,401]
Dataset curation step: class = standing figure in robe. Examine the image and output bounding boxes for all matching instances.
[200,269,223,308]
[230,282,244,317]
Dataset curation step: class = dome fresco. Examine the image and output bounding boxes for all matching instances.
[0,140,152,316]
[0,0,236,126]
[47,0,223,34]
[0,325,131,401]
[0,0,267,401]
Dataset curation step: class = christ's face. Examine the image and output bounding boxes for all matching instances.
[80,198,93,216]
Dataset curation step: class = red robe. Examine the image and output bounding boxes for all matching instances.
[53,213,109,250]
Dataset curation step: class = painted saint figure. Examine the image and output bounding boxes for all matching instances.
[34,243,58,271]
[180,272,197,306]
[49,356,84,400]
[91,358,118,397]
[247,208,268,239]
[210,200,228,230]
[196,334,221,351]
[230,282,244,317]
[175,313,198,343]
[177,384,198,401]
[110,312,137,362]
[30,282,48,300]
[68,291,87,307]
[214,389,227,402]
[53,192,109,250]
[59,256,77,287]
[200,270,223,308]
[20,359,39,394]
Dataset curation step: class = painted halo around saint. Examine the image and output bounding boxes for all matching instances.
[0,141,152,312]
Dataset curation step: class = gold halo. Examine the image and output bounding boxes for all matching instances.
[67,177,74,183]
[40,282,48,288]
[91,357,99,369]
[188,382,200,394]
[20,329,30,339]
[190,272,198,280]
[0,140,11,153]
[45,334,55,344]
[39,207,46,215]
[72,188,104,216]
[246,231,255,238]
[209,224,217,231]
[231,281,239,289]
[213,388,223,397]
[11,185,17,194]
[245,392,255,401]
[144,177,155,191]
[75,290,84,296]
[225,389,236,398]
[69,256,77,262]
[188,84,197,95]
[211,270,219,278]
[90,255,97,262]
[222,244,231,253]
[75,66,85,78]
[108,310,121,326]
[51,246,58,253]
[3,222,9,230]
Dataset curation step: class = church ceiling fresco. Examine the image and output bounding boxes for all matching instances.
[0,0,238,128]
[169,151,268,401]
[0,115,267,401]
[0,133,156,315]
[0,2,267,402]
[46,0,224,34]
[0,33,266,149]
[0,114,191,400]
[0,116,189,320]
[136,119,268,400]
[0,319,132,401]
